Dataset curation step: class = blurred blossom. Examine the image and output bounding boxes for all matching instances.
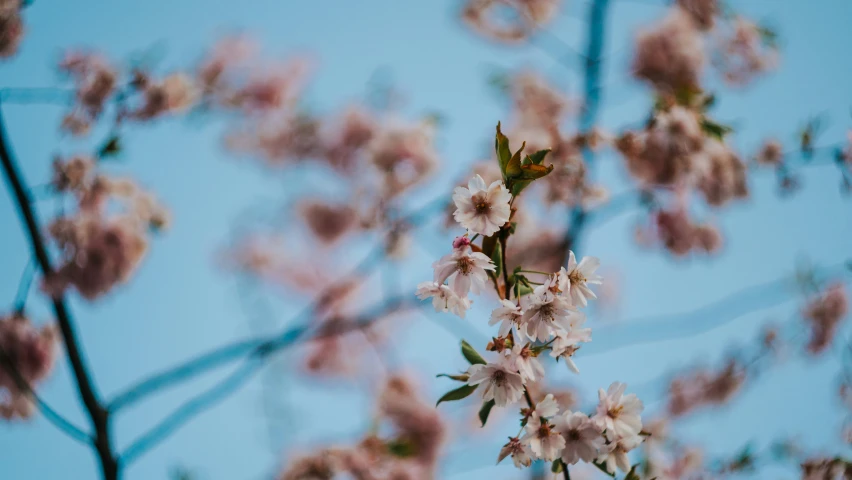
[43,159,166,300]
[676,0,718,31]
[58,51,117,135]
[694,138,749,207]
[617,106,705,187]
[801,283,849,355]
[0,0,23,58]
[754,138,784,166]
[0,313,59,420]
[462,0,560,44]
[666,358,746,417]
[299,200,359,245]
[714,17,779,86]
[632,9,705,93]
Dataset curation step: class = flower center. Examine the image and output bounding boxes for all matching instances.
[456,256,474,275]
[569,270,585,285]
[608,405,624,418]
[567,429,581,442]
[472,193,491,214]
[537,422,552,438]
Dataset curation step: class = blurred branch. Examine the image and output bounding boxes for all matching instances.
[119,294,415,465]
[109,196,449,413]
[563,0,611,255]
[0,100,119,479]
[584,262,852,356]
[0,87,75,105]
[12,257,36,314]
[0,344,92,444]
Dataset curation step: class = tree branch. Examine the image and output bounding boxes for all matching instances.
[0,344,92,444]
[563,0,611,255]
[0,101,119,479]
[119,294,414,464]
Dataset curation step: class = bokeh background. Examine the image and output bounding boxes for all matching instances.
[1,0,851,478]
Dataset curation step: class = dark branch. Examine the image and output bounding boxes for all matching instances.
[0,100,119,479]
[0,344,92,444]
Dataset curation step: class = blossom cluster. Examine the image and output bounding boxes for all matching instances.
[277,375,446,480]
[0,0,23,58]
[418,125,646,475]
[461,0,559,44]
[44,154,168,300]
[58,50,199,135]
[0,313,58,420]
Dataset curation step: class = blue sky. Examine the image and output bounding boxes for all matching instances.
[1,0,851,479]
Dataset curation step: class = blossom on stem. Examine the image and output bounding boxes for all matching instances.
[415,281,471,318]
[593,382,644,439]
[489,299,523,337]
[521,411,566,461]
[597,434,642,474]
[521,293,583,342]
[555,411,605,465]
[550,316,592,374]
[432,244,495,297]
[506,342,544,382]
[466,361,525,407]
[497,436,533,468]
[452,174,511,236]
[564,251,602,306]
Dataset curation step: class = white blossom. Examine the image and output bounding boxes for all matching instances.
[550,315,592,374]
[489,299,523,338]
[533,270,568,302]
[593,382,644,439]
[432,245,495,297]
[415,281,471,318]
[555,411,605,465]
[521,293,584,342]
[564,251,603,306]
[497,437,533,469]
[530,393,560,419]
[522,414,566,461]
[597,434,643,474]
[505,343,544,382]
[467,361,525,407]
[452,174,512,236]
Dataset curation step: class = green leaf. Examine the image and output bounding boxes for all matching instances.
[701,118,734,141]
[495,122,512,177]
[461,340,487,365]
[510,179,533,197]
[625,465,641,480]
[525,149,551,166]
[490,241,503,280]
[436,373,470,382]
[551,460,563,474]
[478,399,496,427]
[519,163,553,179]
[436,384,478,406]
[592,460,615,477]
[505,141,525,178]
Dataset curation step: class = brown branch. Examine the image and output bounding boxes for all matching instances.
[0,101,119,479]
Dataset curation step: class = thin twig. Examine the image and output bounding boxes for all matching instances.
[0,344,92,444]
[13,257,36,314]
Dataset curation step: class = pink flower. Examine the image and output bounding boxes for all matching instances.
[593,382,644,439]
